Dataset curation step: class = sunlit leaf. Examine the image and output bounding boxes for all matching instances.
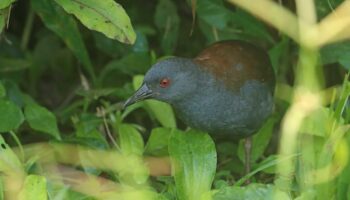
[24,103,61,140]
[169,129,216,200]
[18,175,47,200]
[0,135,23,176]
[54,0,136,44]
[0,99,24,132]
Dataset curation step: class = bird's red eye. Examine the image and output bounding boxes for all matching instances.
[160,78,170,88]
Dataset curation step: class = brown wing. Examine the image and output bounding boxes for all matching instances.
[193,40,275,91]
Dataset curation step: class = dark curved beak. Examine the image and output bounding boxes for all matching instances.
[123,83,153,109]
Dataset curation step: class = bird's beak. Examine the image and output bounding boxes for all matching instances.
[123,83,153,109]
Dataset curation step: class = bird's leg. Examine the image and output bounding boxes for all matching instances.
[244,137,252,183]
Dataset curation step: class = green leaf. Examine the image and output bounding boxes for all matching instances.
[24,104,61,140]
[0,0,15,9]
[18,175,47,200]
[0,81,5,98]
[31,0,96,82]
[196,0,231,29]
[0,176,3,200]
[0,99,24,132]
[0,134,22,172]
[133,75,177,128]
[54,0,136,44]
[154,0,180,54]
[117,123,144,156]
[299,107,335,137]
[213,184,289,200]
[238,116,277,163]
[146,100,177,128]
[145,127,172,156]
[169,129,216,200]
[321,41,350,70]
[231,10,275,44]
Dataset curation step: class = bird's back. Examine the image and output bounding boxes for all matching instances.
[193,40,275,92]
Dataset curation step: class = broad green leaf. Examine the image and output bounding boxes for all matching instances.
[213,184,289,200]
[321,41,350,70]
[133,75,177,128]
[117,123,144,156]
[196,0,231,29]
[0,135,22,172]
[145,127,172,156]
[154,0,180,54]
[18,175,47,200]
[231,10,275,44]
[238,116,277,163]
[0,81,5,98]
[54,0,136,44]
[0,99,24,132]
[146,100,177,128]
[169,129,216,200]
[24,104,61,140]
[0,0,15,9]
[31,0,96,82]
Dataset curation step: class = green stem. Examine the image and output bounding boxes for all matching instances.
[21,9,35,50]
[9,131,24,163]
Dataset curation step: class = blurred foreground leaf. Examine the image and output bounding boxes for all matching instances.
[18,175,47,200]
[0,135,22,172]
[118,123,144,156]
[55,0,136,44]
[24,104,61,140]
[0,99,24,132]
[169,129,216,200]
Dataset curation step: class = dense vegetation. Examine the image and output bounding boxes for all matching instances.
[0,0,349,199]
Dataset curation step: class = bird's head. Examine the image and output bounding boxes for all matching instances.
[123,57,198,108]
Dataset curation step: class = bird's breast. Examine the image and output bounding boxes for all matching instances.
[172,80,273,137]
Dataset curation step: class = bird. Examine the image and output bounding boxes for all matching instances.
[123,40,275,174]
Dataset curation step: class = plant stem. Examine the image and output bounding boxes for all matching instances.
[21,9,35,50]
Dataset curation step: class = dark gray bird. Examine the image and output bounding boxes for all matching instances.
[124,40,275,173]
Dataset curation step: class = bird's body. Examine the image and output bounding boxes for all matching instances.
[124,40,275,139]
